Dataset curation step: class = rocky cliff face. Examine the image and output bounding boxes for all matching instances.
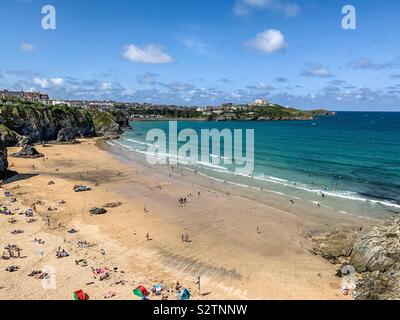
[0,142,8,179]
[0,124,21,147]
[313,217,400,300]
[88,109,125,139]
[0,102,96,146]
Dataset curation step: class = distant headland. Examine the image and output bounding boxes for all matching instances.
[1,89,334,123]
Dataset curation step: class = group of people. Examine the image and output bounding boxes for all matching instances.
[56,246,69,258]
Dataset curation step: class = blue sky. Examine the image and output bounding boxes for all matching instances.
[1,0,400,110]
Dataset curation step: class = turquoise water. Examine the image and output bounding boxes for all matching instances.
[114,112,400,218]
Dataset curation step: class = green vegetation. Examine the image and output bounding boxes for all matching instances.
[129,107,203,119]
[88,109,118,129]
[0,99,96,145]
[0,99,93,128]
[205,104,332,121]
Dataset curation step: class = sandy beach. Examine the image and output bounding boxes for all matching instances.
[0,139,372,300]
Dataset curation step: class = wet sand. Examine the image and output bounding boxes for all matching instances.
[0,139,370,300]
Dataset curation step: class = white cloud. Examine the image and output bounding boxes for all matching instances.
[300,64,334,78]
[136,72,160,85]
[20,43,35,52]
[248,29,287,54]
[348,57,397,70]
[33,77,49,88]
[50,78,64,86]
[101,82,113,91]
[180,38,211,55]
[234,0,300,17]
[32,77,64,88]
[122,44,173,64]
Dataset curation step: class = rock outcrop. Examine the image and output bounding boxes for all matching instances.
[10,144,44,159]
[313,217,400,300]
[0,124,21,147]
[88,109,124,139]
[312,229,357,264]
[0,101,95,146]
[0,142,8,179]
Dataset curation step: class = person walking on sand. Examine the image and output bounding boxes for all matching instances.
[196,276,201,295]
[146,233,150,241]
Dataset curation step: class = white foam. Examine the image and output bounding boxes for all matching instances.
[127,138,151,146]
[115,136,400,213]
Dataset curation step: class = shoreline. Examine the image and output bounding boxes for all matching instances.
[120,119,400,220]
[105,137,387,225]
[0,138,375,300]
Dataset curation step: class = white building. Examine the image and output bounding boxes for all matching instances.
[253,99,270,106]
[51,100,71,107]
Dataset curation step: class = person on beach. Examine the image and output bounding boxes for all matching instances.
[15,247,21,258]
[146,233,150,241]
[196,276,201,295]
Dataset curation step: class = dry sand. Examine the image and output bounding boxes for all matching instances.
[0,139,367,300]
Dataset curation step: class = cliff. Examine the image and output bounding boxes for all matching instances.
[221,105,334,121]
[87,109,125,139]
[0,100,131,147]
[0,141,8,179]
[312,217,400,300]
[0,101,95,146]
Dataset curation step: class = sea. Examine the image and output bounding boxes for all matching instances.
[110,112,400,220]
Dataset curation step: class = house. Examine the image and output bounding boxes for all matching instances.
[253,99,270,107]
[212,109,224,115]
[1,90,23,100]
[1,90,50,104]
[51,99,71,107]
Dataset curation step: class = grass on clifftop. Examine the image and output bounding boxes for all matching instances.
[88,109,118,128]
